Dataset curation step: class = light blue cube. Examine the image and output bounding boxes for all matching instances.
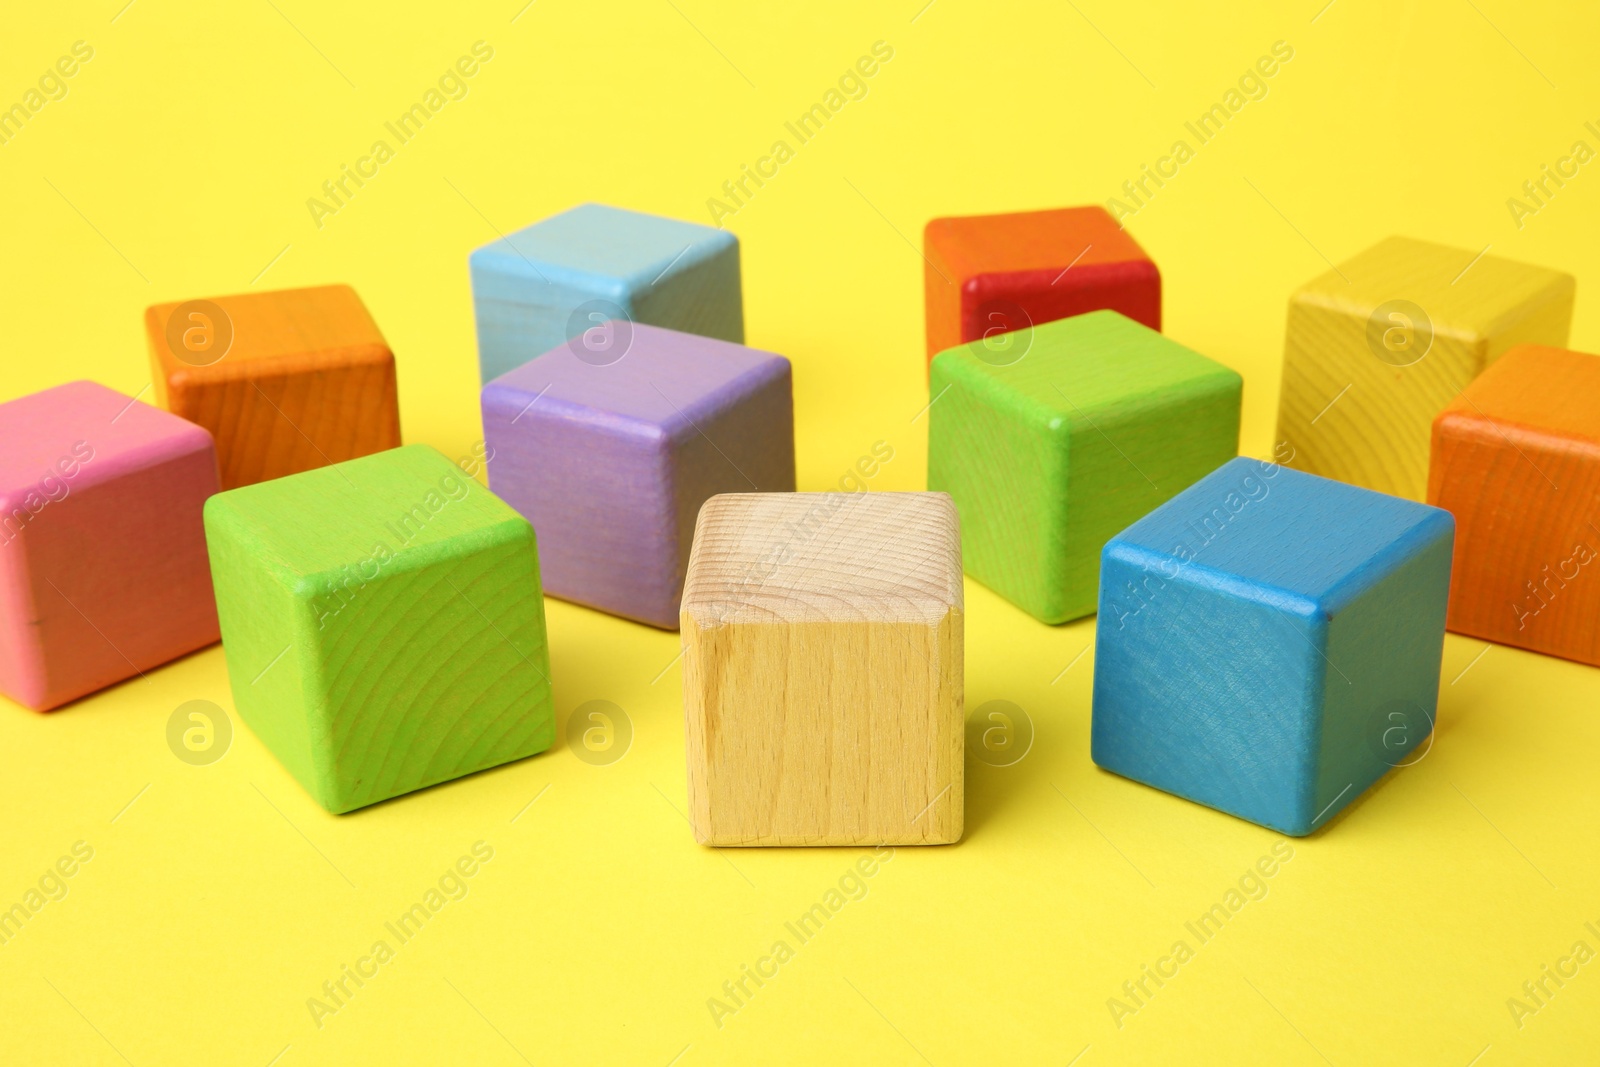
[468,203,744,383]
[1090,456,1454,836]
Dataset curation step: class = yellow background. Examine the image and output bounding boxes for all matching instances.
[2,1,1598,1063]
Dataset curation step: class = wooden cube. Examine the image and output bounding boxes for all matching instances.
[204,444,553,813]
[146,284,402,489]
[681,492,963,846]
[469,202,743,384]
[482,323,793,629]
[1430,344,1600,663]
[1276,236,1573,501]
[0,381,219,711]
[928,309,1240,624]
[923,205,1160,364]
[1093,458,1454,835]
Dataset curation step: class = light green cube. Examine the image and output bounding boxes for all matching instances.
[204,444,555,813]
[928,309,1242,623]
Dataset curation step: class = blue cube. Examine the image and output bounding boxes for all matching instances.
[1090,456,1454,835]
[468,203,744,383]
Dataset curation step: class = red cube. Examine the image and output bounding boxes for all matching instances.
[922,205,1161,365]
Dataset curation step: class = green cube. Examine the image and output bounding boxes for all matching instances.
[928,309,1242,623]
[204,444,555,813]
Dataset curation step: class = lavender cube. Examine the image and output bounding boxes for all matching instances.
[482,322,794,628]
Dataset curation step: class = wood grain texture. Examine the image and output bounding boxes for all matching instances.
[1092,458,1454,836]
[482,323,794,629]
[923,205,1160,363]
[927,309,1240,624]
[680,492,963,846]
[470,202,744,384]
[1429,344,1600,664]
[204,444,553,813]
[146,284,401,489]
[1276,236,1573,501]
[0,381,220,711]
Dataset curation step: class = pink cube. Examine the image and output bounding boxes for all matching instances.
[0,381,220,711]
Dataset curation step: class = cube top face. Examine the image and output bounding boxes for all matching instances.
[483,323,789,444]
[1437,344,1600,444]
[930,310,1236,428]
[0,380,212,498]
[1293,237,1573,341]
[681,492,962,627]
[471,203,736,294]
[1113,457,1454,614]
[146,284,390,382]
[1095,457,1455,835]
[203,444,521,586]
[925,205,1152,278]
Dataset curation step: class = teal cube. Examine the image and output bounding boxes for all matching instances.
[203,444,555,813]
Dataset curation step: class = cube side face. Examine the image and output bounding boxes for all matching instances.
[960,261,1161,348]
[628,238,744,346]
[684,613,962,846]
[308,519,554,813]
[927,356,1070,623]
[1058,369,1240,620]
[1315,522,1452,827]
[1276,295,1483,501]
[1431,412,1600,661]
[923,240,964,359]
[484,391,679,627]
[469,259,624,384]
[163,354,400,490]
[1091,543,1325,835]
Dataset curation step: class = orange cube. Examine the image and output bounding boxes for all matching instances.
[1428,344,1600,663]
[146,285,401,489]
[922,205,1160,365]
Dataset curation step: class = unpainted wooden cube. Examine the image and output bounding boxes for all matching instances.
[469,202,743,384]
[1092,458,1454,835]
[0,381,219,710]
[923,205,1160,365]
[681,492,963,846]
[1430,344,1600,663]
[204,444,554,813]
[1276,236,1573,501]
[928,309,1241,624]
[482,323,793,629]
[146,284,401,489]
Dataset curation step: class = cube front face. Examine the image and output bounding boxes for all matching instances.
[483,324,794,629]
[928,310,1241,624]
[1275,236,1574,501]
[681,493,963,846]
[923,206,1160,361]
[0,381,219,711]
[1429,345,1600,664]
[205,444,554,813]
[146,284,401,489]
[469,202,744,384]
[1092,458,1454,835]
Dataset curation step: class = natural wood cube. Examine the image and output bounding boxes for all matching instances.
[1430,344,1600,663]
[1276,236,1573,501]
[0,381,219,710]
[681,492,963,846]
[204,444,553,812]
[146,284,402,489]
[923,205,1160,365]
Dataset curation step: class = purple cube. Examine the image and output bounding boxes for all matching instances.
[482,322,795,629]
